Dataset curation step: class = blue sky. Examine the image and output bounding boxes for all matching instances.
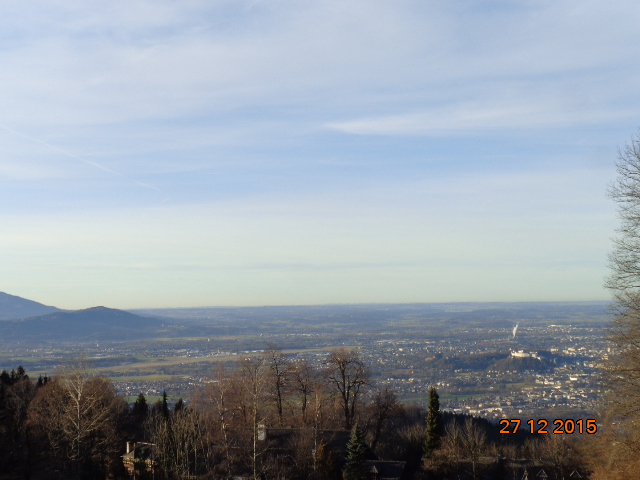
[0,1,638,309]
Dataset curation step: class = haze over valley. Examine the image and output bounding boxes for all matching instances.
[0,291,608,420]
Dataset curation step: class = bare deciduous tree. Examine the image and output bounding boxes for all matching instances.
[368,386,403,453]
[596,132,640,474]
[586,419,640,480]
[265,344,288,426]
[439,419,463,467]
[152,405,209,480]
[606,137,640,415]
[607,134,640,305]
[239,356,269,479]
[539,433,580,480]
[460,418,487,480]
[325,348,370,430]
[195,363,234,476]
[290,358,319,425]
[28,364,125,479]
[607,133,640,413]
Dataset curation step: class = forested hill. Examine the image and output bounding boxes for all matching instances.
[0,306,167,342]
[0,291,59,320]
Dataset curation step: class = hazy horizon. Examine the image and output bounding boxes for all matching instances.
[2,289,611,313]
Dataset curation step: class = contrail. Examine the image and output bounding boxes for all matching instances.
[0,124,161,192]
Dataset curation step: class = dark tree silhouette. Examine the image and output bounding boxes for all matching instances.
[161,390,169,419]
[133,393,148,419]
[344,422,368,480]
[424,387,442,458]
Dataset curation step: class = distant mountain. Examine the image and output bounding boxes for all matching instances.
[0,306,166,343]
[0,291,59,320]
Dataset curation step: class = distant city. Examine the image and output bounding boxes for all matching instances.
[0,294,609,421]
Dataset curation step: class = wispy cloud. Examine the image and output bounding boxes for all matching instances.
[0,124,161,191]
[327,102,636,136]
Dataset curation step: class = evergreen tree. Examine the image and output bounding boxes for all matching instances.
[133,393,148,419]
[424,386,443,458]
[161,390,170,419]
[344,422,368,480]
[36,374,49,388]
[15,365,27,381]
[174,397,184,414]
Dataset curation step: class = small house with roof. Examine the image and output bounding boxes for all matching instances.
[122,441,155,478]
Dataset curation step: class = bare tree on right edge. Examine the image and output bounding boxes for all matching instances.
[606,132,640,413]
[598,132,640,476]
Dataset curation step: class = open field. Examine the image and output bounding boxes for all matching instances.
[94,345,353,375]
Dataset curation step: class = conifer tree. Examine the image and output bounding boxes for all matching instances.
[15,365,27,381]
[344,422,368,480]
[161,390,169,419]
[133,393,148,420]
[38,375,49,387]
[424,386,442,459]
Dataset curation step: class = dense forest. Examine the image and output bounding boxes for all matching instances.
[0,346,596,480]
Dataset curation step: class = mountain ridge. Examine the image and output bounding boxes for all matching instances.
[0,291,59,320]
[0,292,167,343]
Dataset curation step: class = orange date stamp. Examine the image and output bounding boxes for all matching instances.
[499,418,597,434]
